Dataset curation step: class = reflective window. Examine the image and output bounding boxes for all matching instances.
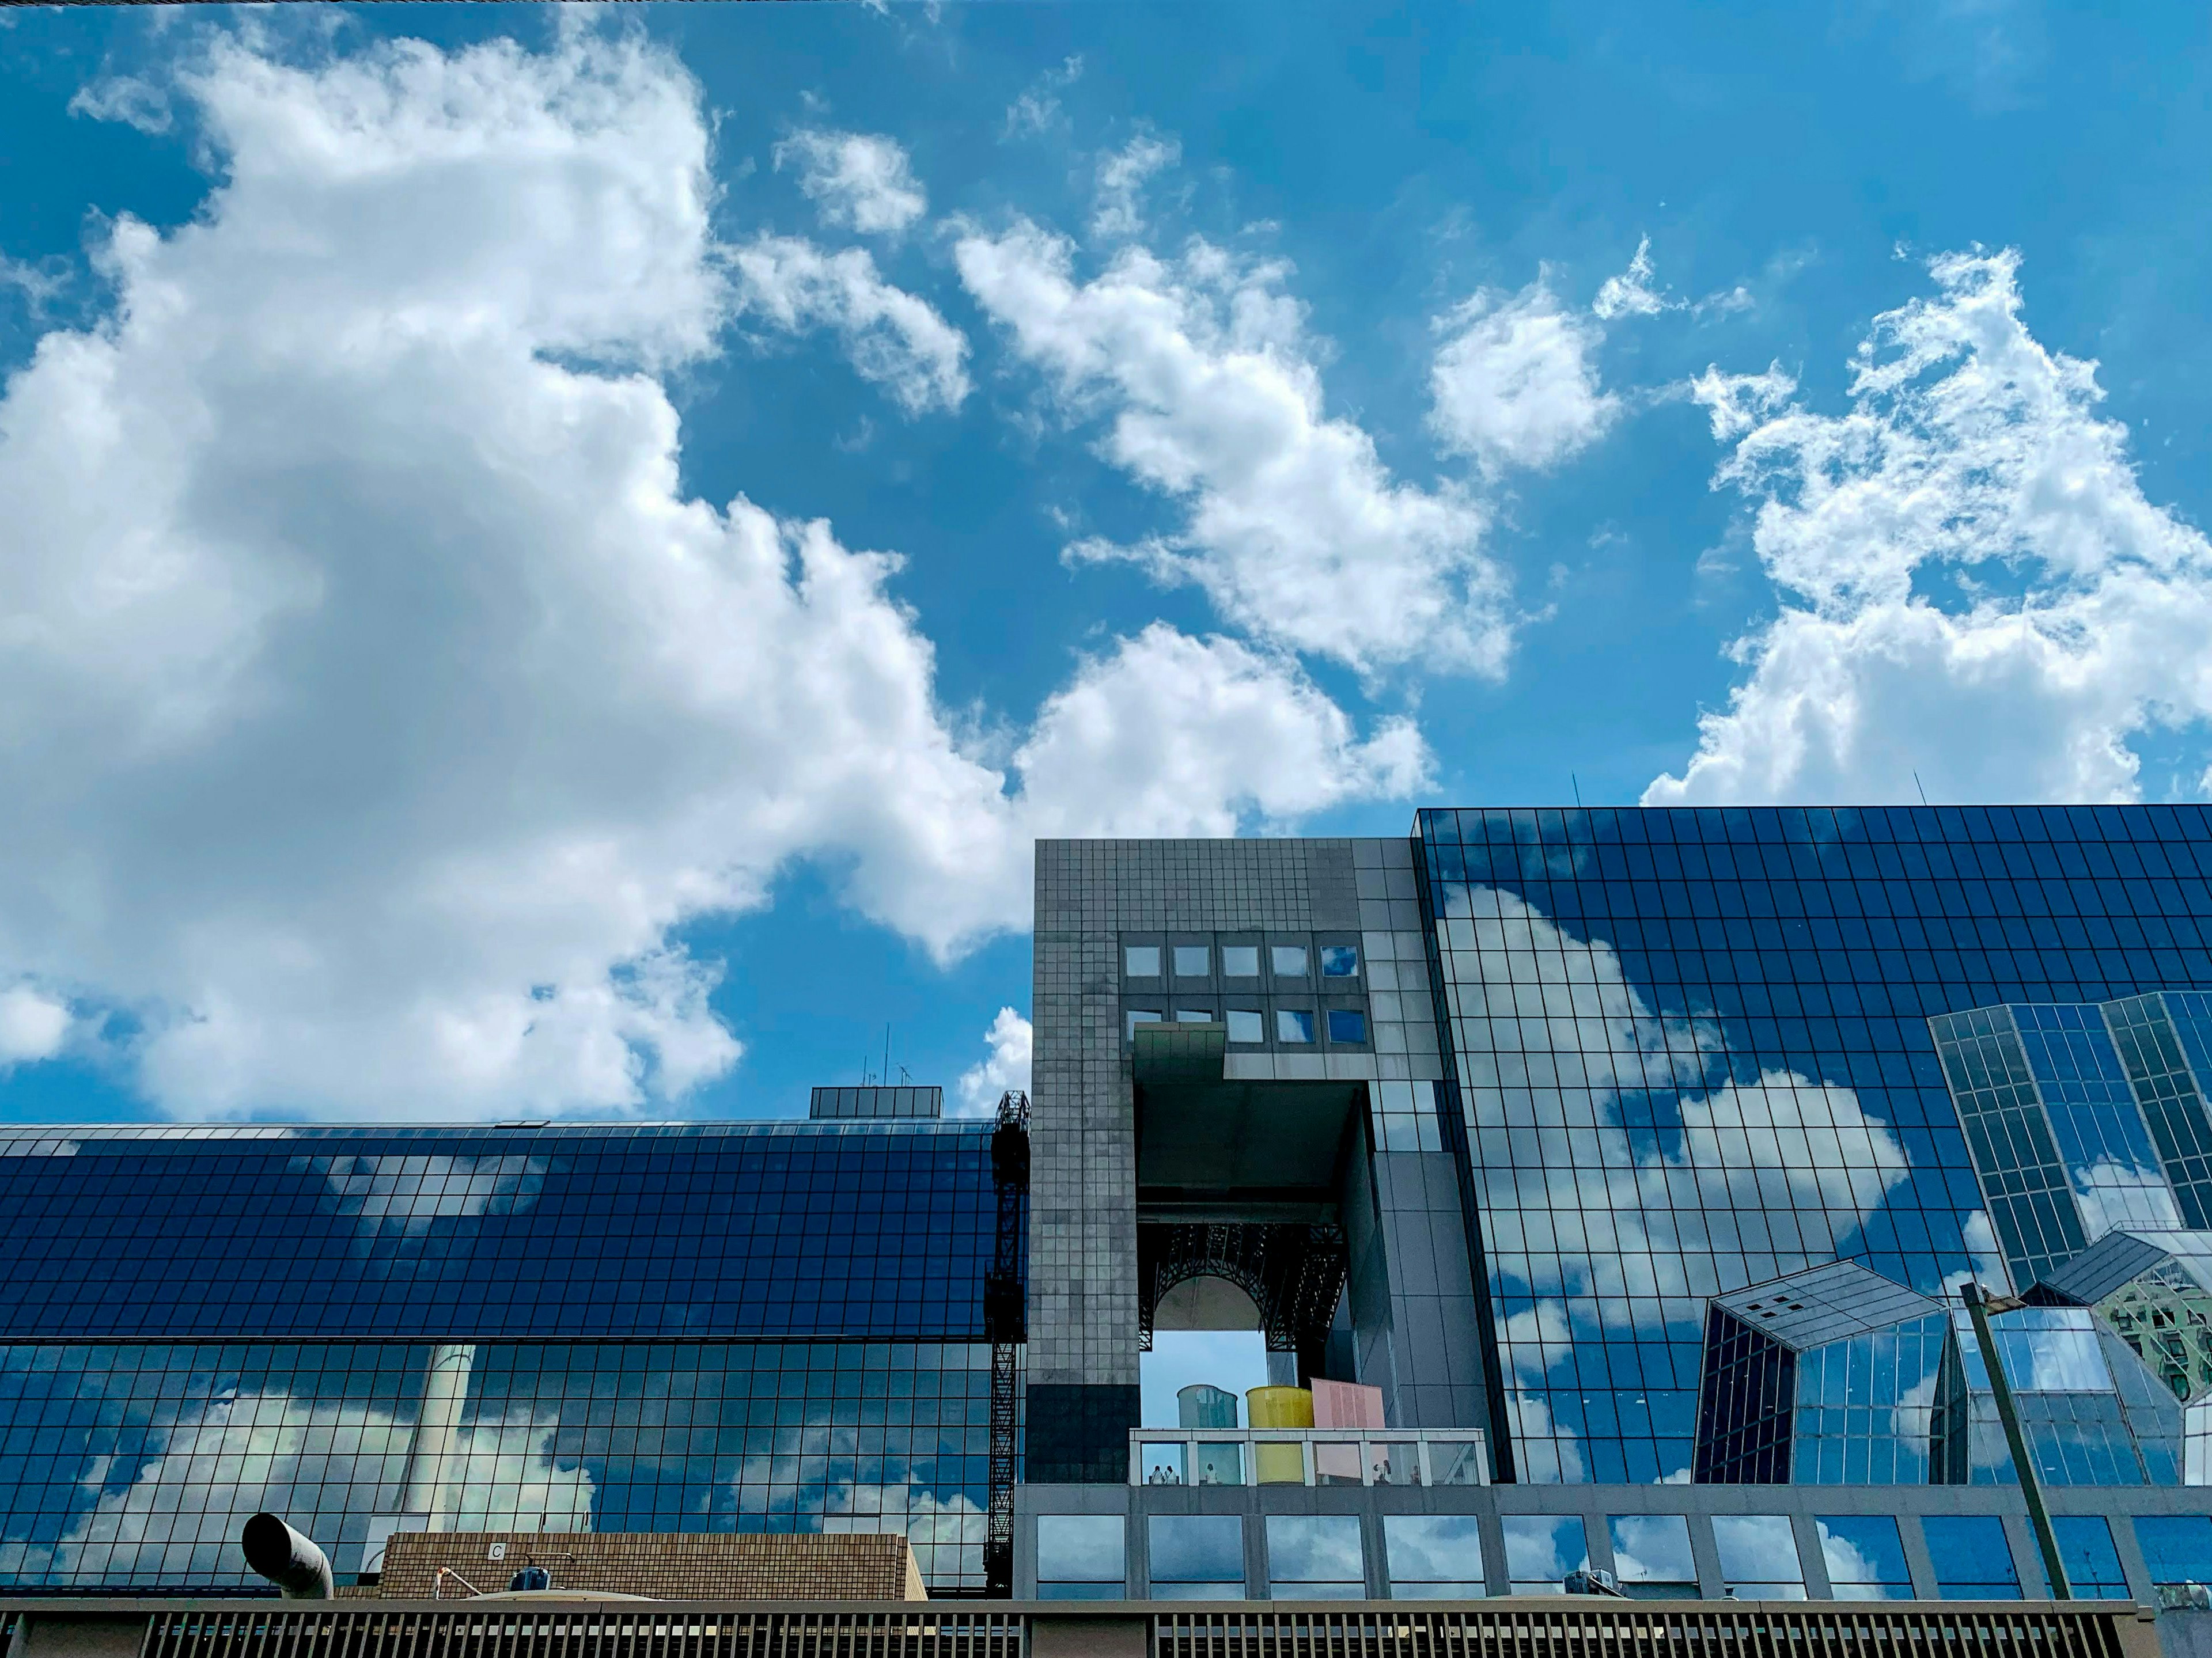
[0,1336,997,1593]
[1384,1515,1485,1599]
[1222,946,1260,978]
[1175,946,1210,978]
[1266,1515,1364,1599]
[1320,945,1359,978]
[1277,1009,1316,1045]
[1139,1442,1187,1484]
[1608,1514,1696,1599]
[1176,1008,1215,1023]
[1128,1010,1162,1041]
[1429,1439,1487,1485]
[1191,1442,1243,1486]
[1370,1441,1418,1485]
[1501,1514,1587,1595]
[1325,1010,1368,1045]
[1315,1441,1361,1485]
[1713,1515,1805,1600]
[1922,1515,2020,1599]
[2135,1516,2212,1586]
[1413,803,2212,1489]
[1271,945,1309,978]
[1126,945,1161,978]
[1149,1514,1244,1599]
[1225,1010,1264,1044]
[2043,1515,2129,1599]
[1816,1516,1912,1600]
[1037,1516,1124,1600]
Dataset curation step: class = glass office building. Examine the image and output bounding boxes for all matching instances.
[1415,805,2212,1486]
[0,1121,1016,1593]
[15,803,2212,1606]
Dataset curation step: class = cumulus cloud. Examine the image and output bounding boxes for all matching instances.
[1089,131,1179,243]
[0,30,1428,1120]
[1430,239,1666,476]
[955,1007,1030,1117]
[772,128,926,236]
[958,222,1510,677]
[0,984,71,1067]
[732,235,969,413]
[1430,279,1618,475]
[1013,623,1433,833]
[1650,248,2212,806]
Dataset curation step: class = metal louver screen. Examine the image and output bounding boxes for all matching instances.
[141,1610,1026,1658]
[1150,1607,2131,1658]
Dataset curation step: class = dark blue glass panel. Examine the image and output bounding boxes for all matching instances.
[0,1337,994,1593]
[1922,1515,2020,1598]
[0,1123,1013,1342]
[1417,804,2212,1486]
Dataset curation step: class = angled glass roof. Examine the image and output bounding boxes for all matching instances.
[2040,1229,2212,1303]
[1710,1259,1945,1353]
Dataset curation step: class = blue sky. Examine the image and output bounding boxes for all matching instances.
[2,0,2210,1127]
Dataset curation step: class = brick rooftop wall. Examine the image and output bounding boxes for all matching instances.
[373,1530,925,1602]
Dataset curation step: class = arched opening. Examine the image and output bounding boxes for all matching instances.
[1141,1274,1271,1428]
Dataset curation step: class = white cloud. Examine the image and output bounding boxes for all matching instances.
[1003,55,1082,139]
[0,984,71,1066]
[733,235,969,414]
[1089,131,1179,243]
[1430,278,1618,475]
[772,128,926,236]
[0,31,1429,1120]
[1430,240,1669,477]
[957,222,1511,677]
[954,1007,1030,1117]
[1013,623,1433,836]
[1592,234,1668,320]
[69,73,173,134]
[1649,248,2212,806]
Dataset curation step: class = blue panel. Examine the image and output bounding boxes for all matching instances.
[1414,803,2212,1486]
[0,1123,1011,1342]
[0,1337,995,1593]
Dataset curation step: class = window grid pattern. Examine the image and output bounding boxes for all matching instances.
[1692,1310,1794,1484]
[1119,931,1369,1054]
[1416,803,2212,1487]
[0,1124,1006,1342]
[2009,1005,2181,1239]
[2105,995,2212,1227]
[1790,1313,1948,1486]
[1929,1010,2086,1288]
[0,1340,997,1594]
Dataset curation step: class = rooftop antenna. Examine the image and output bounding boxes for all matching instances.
[1572,772,1584,809]
[1914,770,1930,807]
[883,1024,891,1091]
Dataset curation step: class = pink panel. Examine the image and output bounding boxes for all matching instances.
[1309,1378,1385,1429]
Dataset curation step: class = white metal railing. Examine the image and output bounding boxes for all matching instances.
[1130,1428,1488,1488]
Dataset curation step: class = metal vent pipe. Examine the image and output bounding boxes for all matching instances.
[241,1513,334,1600]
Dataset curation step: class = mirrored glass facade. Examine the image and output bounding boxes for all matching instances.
[1415,804,2212,1485]
[0,1122,1017,1593]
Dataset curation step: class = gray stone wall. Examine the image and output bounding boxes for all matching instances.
[1028,836,1494,1476]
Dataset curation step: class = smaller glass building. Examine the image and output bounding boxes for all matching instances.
[0,1121,1021,1593]
[1692,1258,2189,1488]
